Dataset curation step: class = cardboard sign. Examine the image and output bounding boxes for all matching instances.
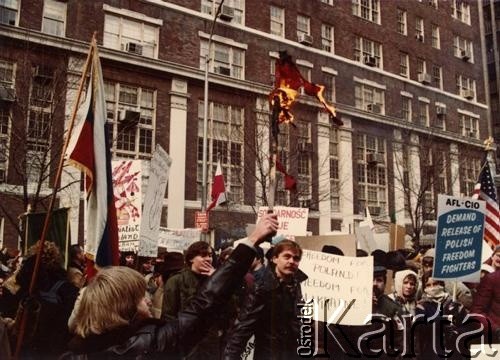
[295,234,357,257]
[158,228,201,252]
[112,160,142,252]
[356,226,377,254]
[300,250,373,325]
[433,195,485,283]
[257,206,308,236]
[389,224,406,251]
[138,145,172,257]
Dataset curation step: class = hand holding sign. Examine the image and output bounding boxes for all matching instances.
[248,213,279,246]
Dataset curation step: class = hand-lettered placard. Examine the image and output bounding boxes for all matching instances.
[300,250,373,325]
[433,194,485,283]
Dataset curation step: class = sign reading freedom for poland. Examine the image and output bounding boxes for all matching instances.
[257,206,308,236]
[300,250,373,325]
[433,194,485,283]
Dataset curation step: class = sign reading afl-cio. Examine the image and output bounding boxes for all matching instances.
[434,194,486,283]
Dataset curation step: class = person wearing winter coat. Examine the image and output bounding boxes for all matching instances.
[415,275,469,360]
[223,239,308,360]
[418,248,473,309]
[13,241,79,358]
[470,244,500,342]
[388,269,418,316]
[61,213,278,359]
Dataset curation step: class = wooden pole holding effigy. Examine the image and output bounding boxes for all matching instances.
[13,33,97,359]
[268,95,281,212]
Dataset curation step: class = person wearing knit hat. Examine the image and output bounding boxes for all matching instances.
[388,269,418,316]
[416,247,473,309]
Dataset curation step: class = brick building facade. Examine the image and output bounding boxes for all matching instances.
[0,0,491,249]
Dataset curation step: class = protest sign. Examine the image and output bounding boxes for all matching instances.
[389,224,406,251]
[433,194,485,283]
[138,146,172,257]
[158,228,201,252]
[113,160,142,252]
[356,225,377,254]
[257,206,308,236]
[300,250,373,325]
[295,234,356,256]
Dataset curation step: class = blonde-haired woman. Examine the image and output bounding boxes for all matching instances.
[62,213,278,358]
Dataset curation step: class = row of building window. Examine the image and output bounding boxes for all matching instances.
[1,2,477,89]
[0,54,482,190]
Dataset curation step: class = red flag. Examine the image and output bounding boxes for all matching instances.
[207,160,227,211]
[65,43,119,275]
[275,159,297,192]
[270,51,342,127]
[472,159,500,250]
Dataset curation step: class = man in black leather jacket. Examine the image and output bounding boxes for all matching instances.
[61,213,279,359]
[224,239,307,360]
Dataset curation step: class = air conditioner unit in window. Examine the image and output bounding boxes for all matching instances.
[418,73,432,84]
[0,85,15,102]
[424,212,435,221]
[363,55,376,67]
[469,131,477,138]
[436,106,446,116]
[463,89,475,99]
[367,103,382,114]
[125,42,143,56]
[368,205,381,216]
[216,66,231,76]
[219,5,235,21]
[33,65,53,79]
[299,198,311,209]
[298,142,313,153]
[416,34,424,42]
[298,33,313,45]
[366,153,384,165]
[119,109,140,126]
[461,49,471,61]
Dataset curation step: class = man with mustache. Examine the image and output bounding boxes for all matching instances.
[224,239,307,360]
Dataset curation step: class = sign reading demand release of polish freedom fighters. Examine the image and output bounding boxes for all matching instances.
[138,145,172,257]
[433,194,485,283]
[257,206,309,236]
[300,250,373,325]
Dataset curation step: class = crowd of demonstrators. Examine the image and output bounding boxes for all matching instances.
[0,221,499,359]
[61,212,279,359]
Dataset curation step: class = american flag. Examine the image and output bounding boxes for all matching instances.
[472,159,500,249]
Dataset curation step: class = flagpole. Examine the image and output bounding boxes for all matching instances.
[201,1,224,242]
[14,33,96,359]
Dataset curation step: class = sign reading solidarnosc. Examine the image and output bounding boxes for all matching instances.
[257,206,308,236]
[434,194,485,283]
[300,250,373,325]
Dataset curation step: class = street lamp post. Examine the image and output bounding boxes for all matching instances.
[201,2,224,239]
